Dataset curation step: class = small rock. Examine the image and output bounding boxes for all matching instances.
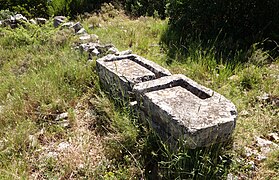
[54,16,66,28]
[268,132,279,142]
[55,112,68,121]
[79,34,99,42]
[255,136,279,156]
[107,47,119,54]
[79,34,91,41]
[76,28,87,35]
[57,142,71,151]
[14,14,27,22]
[61,21,74,28]
[72,22,83,32]
[10,16,15,22]
[271,96,279,107]
[118,49,132,56]
[256,136,274,147]
[130,101,137,107]
[91,48,100,56]
[257,93,270,101]
[36,18,47,25]
[29,19,37,24]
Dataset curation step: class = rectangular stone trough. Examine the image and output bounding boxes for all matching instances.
[96,54,171,99]
[133,74,237,149]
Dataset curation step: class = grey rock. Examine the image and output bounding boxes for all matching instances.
[257,92,270,101]
[79,34,91,41]
[79,42,99,52]
[91,48,100,56]
[256,137,275,147]
[54,16,66,28]
[36,18,47,24]
[14,14,27,22]
[268,132,279,141]
[107,47,119,54]
[76,28,87,35]
[117,49,132,56]
[79,43,118,57]
[57,142,71,151]
[255,136,279,161]
[72,22,83,32]
[29,19,37,24]
[133,74,237,148]
[79,34,99,43]
[55,112,68,121]
[10,16,15,22]
[61,21,74,28]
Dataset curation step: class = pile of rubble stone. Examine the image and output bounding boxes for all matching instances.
[52,16,132,59]
[0,14,131,60]
[0,14,47,28]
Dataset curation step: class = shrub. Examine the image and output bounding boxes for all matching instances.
[0,0,48,17]
[165,0,279,57]
[0,9,14,19]
[124,0,167,18]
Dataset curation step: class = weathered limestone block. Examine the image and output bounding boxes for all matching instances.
[54,16,66,28]
[96,54,171,99]
[133,74,237,149]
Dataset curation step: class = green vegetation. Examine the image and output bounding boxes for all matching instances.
[0,3,278,179]
[165,0,279,59]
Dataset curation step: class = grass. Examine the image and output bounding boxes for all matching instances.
[0,4,278,179]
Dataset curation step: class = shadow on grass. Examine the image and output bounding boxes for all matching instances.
[160,24,279,68]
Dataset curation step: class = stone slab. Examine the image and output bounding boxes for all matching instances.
[133,74,237,148]
[96,54,171,99]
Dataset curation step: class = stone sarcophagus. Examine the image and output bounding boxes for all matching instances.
[96,53,237,149]
[96,54,171,99]
[133,74,237,149]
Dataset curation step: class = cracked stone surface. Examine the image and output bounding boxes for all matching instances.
[96,54,171,98]
[133,74,237,148]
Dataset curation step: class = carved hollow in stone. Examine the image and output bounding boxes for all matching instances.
[96,54,171,99]
[133,74,237,149]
